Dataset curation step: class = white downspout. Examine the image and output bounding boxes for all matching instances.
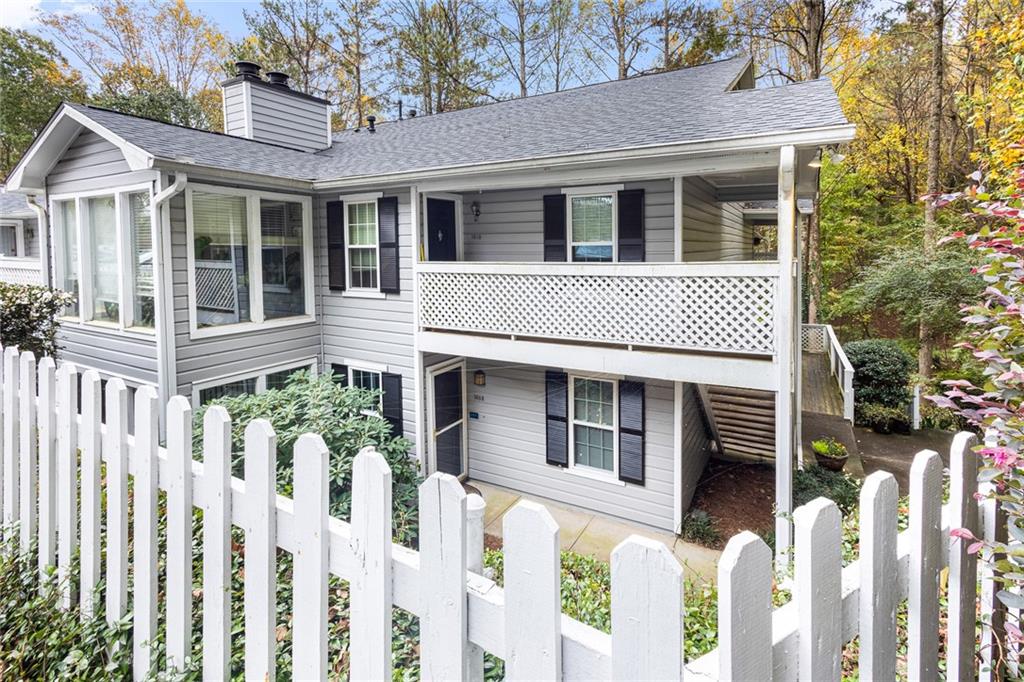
[151,172,187,423]
[27,194,50,286]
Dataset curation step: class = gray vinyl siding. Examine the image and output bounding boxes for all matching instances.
[24,217,40,258]
[167,188,322,397]
[249,85,329,152]
[317,189,418,445]
[47,131,158,385]
[460,179,675,262]
[682,177,752,261]
[222,83,248,138]
[463,361,704,531]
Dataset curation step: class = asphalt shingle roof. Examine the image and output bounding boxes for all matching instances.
[67,57,849,184]
[0,187,34,218]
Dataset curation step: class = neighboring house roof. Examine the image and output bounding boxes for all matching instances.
[9,56,853,190]
[0,186,35,219]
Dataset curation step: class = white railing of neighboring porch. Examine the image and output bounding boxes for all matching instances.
[417,261,779,355]
[0,257,42,286]
[0,343,1011,680]
[803,323,855,422]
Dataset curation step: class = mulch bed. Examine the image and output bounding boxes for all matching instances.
[689,458,776,548]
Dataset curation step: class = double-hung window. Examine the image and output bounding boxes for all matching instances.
[51,186,155,329]
[570,377,618,475]
[186,185,313,336]
[0,221,24,257]
[194,359,316,406]
[345,201,379,290]
[569,193,615,262]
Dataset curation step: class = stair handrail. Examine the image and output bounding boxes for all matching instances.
[823,324,855,422]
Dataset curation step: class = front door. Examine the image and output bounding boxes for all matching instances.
[426,197,458,261]
[429,360,467,477]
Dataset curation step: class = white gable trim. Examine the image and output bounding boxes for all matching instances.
[6,104,153,192]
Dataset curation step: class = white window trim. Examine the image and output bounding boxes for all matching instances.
[191,357,317,407]
[348,364,385,414]
[566,374,623,485]
[49,183,156,334]
[563,187,620,263]
[185,183,315,340]
[341,194,382,293]
[0,219,25,257]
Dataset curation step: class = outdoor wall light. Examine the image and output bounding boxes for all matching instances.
[808,150,823,168]
[470,201,481,221]
[474,370,486,386]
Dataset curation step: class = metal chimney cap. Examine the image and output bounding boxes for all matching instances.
[266,71,291,88]
[366,115,376,132]
[234,61,262,78]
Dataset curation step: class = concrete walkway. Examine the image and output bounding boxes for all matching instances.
[470,480,721,582]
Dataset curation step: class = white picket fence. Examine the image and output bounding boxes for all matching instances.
[0,343,1012,680]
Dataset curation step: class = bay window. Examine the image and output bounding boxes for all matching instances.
[52,185,153,328]
[186,185,313,336]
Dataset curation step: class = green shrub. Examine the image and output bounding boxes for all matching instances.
[0,283,75,358]
[194,370,421,542]
[0,540,132,679]
[844,339,914,408]
[810,437,848,459]
[794,465,861,516]
[678,509,722,547]
[855,402,910,433]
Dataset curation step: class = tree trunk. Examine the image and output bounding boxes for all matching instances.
[920,0,945,378]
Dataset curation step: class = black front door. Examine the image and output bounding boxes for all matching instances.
[432,366,465,476]
[426,198,457,261]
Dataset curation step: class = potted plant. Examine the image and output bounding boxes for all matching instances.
[811,437,849,471]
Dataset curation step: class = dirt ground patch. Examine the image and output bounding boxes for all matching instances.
[689,458,776,548]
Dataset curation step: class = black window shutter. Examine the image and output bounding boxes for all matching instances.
[618,380,645,485]
[617,189,645,262]
[543,194,567,262]
[381,372,404,437]
[330,363,348,386]
[327,200,346,290]
[545,370,569,466]
[378,196,400,293]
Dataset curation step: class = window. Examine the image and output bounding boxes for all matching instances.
[570,377,617,473]
[55,199,79,317]
[186,185,313,336]
[128,192,155,328]
[570,194,614,262]
[0,222,22,257]
[193,359,316,406]
[85,195,119,324]
[345,201,378,290]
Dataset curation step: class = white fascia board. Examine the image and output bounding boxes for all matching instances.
[153,161,316,193]
[311,124,857,191]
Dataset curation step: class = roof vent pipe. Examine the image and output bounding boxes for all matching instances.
[367,115,376,132]
[408,109,417,118]
[235,61,262,79]
[266,71,290,89]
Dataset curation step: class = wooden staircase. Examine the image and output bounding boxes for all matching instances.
[696,385,777,462]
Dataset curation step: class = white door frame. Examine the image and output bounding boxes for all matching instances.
[426,357,469,479]
[422,193,464,261]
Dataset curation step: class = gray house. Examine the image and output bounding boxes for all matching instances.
[5,57,853,553]
[0,186,43,284]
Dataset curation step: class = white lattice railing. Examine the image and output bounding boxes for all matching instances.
[803,323,855,422]
[0,257,43,286]
[417,262,779,355]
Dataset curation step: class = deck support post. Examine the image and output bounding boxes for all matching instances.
[411,185,427,476]
[774,145,797,563]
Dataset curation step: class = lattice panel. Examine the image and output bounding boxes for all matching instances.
[0,262,42,286]
[195,262,238,312]
[418,270,777,354]
[801,324,827,353]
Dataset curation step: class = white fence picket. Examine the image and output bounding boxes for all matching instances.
[243,419,277,682]
[503,500,561,681]
[419,473,468,681]
[37,356,56,578]
[611,536,684,681]
[717,531,772,681]
[794,497,842,681]
[132,385,159,681]
[166,396,193,671]
[18,352,36,553]
[465,492,486,681]
[105,379,129,626]
[908,449,943,680]
[202,405,232,681]
[3,345,20,539]
[858,471,899,681]
[350,446,394,682]
[79,370,102,618]
[292,433,330,680]
[947,432,980,680]
[56,361,77,610]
